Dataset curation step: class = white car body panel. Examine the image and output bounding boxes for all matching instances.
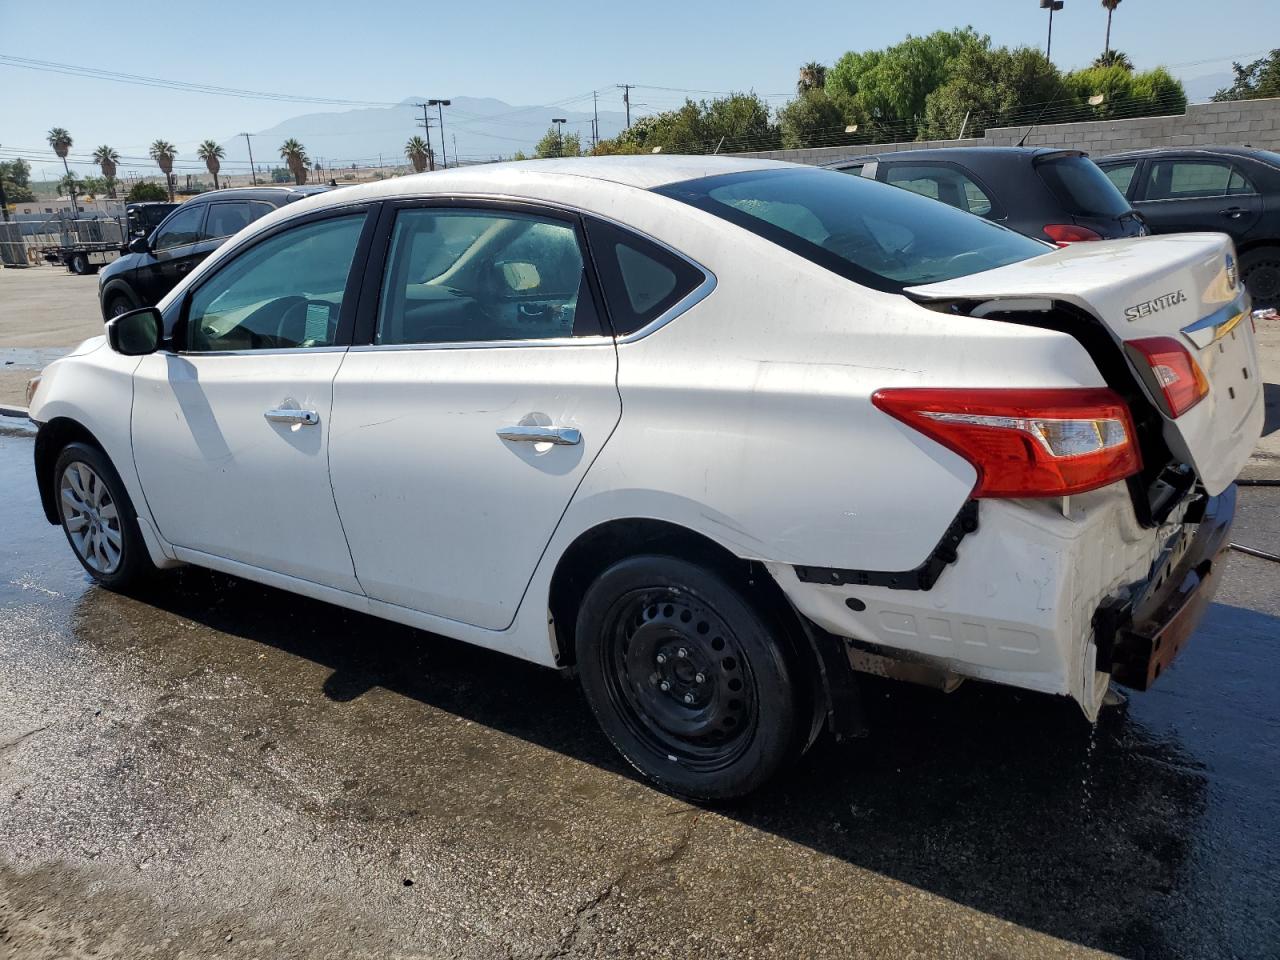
[909,233,1264,495]
[28,157,1260,717]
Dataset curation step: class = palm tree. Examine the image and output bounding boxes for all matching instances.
[279,138,309,185]
[1101,0,1122,57]
[47,127,78,215]
[1093,49,1134,70]
[404,136,431,173]
[797,61,827,95]
[196,140,225,190]
[92,145,120,198]
[149,140,178,201]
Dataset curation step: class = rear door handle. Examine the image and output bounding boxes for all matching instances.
[497,425,581,445]
[1220,207,1246,219]
[264,408,319,426]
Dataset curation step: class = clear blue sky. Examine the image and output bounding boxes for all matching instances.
[3,0,1276,179]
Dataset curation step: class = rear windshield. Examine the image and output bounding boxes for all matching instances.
[655,168,1046,292]
[1036,155,1132,217]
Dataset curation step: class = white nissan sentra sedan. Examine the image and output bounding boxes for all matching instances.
[28,156,1263,799]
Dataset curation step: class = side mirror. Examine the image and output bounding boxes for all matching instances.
[107,307,163,356]
[128,236,150,254]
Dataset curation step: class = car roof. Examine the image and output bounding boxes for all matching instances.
[176,185,329,205]
[1097,145,1274,163]
[824,146,1082,167]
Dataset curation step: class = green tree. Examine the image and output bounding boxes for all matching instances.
[92,146,120,198]
[1092,49,1133,70]
[78,175,109,197]
[594,92,779,155]
[827,29,985,140]
[797,61,827,94]
[47,127,78,214]
[197,140,225,189]
[778,89,850,148]
[534,126,582,158]
[922,44,1061,139]
[126,180,169,202]
[1212,49,1280,101]
[1102,0,1122,57]
[278,139,309,185]
[510,150,530,161]
[1064,65,1186,120]
[404,135,432,172]
[149,140,178,201]
[0,158,37,203]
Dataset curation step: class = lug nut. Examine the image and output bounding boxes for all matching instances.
[695,672,706,684]
[683,693,695,704]
[659,680,671,692]
[656,653,667,664]
[677,647,688,659]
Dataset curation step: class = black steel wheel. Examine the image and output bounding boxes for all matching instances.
[576,555,800,800]
[1241,246,1280,308]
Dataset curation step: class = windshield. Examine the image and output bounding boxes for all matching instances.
[655,168,1046,291]
[1036,155,1133,218]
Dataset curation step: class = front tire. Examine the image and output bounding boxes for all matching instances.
[69,253,89,275]
[575,555,801,801]
[53,442,153,590]
[103,289,137,321]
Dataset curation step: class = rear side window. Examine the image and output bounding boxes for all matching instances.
[585,218,705,335]
[204,201,274,240]
[1143,160,1256,200]
[656,168,1045,291]
[1102,162,1138,196]
[1036,155,1132,217]
[882,163,995,218]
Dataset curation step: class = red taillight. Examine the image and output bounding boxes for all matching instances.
[1125,337,1209,419]
[1043,223,1103,246]
[872,387,1142,498]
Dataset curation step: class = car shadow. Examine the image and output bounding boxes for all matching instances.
[88,568,1279,959]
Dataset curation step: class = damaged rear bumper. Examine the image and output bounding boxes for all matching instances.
[1094,485,1236,691]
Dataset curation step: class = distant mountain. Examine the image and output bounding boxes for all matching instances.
[206,96,628,173]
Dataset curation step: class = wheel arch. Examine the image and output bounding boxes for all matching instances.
[34,417,109,524]
[546,517,860,746]
[99,278,139,318]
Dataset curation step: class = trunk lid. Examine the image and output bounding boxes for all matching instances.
[906,233,1264,495]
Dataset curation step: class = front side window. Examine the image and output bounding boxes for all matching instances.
[375,208,600,345]
[204,201,274,240]
[1144,160,1256,200]
[153,205,205,251]
[657,168,1045,291]
[185,214,365,352]
[883,164,995,218]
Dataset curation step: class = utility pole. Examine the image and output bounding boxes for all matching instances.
[552,118,567,157]
[429,100,451,169]
[241,133,258,185]
[1040,0,1064,61]
[418,103,436,171]
[592,90,599,150]
[617,84,633,128]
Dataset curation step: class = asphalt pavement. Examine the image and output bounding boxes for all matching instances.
[2,430,1279,959]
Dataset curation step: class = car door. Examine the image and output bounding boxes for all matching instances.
[328,200,621,630]
[136,203,208,304]
[131,206,377,592]
[1133,156,1264,240]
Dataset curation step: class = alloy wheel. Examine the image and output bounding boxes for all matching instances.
[59,461,123,574]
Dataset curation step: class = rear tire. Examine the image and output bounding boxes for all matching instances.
[69,253,89,275]
[1241,246,1280,308]
[575,555,801,801]
[53,442,154,590]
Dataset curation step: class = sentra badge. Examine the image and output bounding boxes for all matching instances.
[1125,290,1188,321]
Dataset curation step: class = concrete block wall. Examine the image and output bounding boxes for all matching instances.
[735,97,1280,165]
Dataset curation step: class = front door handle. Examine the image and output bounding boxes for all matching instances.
[497,425,581,446]
[264,408,319,426]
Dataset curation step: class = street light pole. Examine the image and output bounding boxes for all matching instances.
[241,133,258,185]
[552,117,567,157]
[429,99,452,169]
[1040,0,1064,61]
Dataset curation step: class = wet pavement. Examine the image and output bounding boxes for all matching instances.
[1,431,1278,960]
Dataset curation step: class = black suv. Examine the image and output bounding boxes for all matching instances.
[1095,147,1280,306]
[98,186,329,319]
[826,147,1145,246]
